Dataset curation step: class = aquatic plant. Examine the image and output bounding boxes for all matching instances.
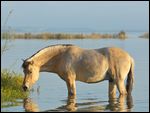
[1,69,29,107]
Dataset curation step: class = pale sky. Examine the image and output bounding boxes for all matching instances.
[1,1,149,32]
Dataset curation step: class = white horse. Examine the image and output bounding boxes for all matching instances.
[22,44,134,98]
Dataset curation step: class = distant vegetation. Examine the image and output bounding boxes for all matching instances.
[139,32,149,39]
[1,69,29,107]
[1,31,127,40]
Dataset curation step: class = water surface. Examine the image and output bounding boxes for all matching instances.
[1,33,149,112]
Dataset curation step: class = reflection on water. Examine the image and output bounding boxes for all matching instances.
[23,95,133,112]
[108,95,133,112]
[23,98,39,112]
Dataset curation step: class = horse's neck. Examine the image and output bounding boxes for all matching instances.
[33,46,67,71]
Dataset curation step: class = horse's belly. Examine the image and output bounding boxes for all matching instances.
[74,50,108,83]
[76,70,107,83]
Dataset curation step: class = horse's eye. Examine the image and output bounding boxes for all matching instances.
[28,71,32,74]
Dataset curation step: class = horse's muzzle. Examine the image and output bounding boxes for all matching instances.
[22,85,28,91]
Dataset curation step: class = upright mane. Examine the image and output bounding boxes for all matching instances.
[24,44,73,62]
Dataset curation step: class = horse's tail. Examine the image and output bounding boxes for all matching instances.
[126,57,134,95]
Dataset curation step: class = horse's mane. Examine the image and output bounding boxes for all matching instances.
[23,44,73,65]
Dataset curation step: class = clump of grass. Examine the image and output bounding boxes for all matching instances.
[1,69,29,107]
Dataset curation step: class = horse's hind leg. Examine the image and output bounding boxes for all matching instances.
[116,78,127,95]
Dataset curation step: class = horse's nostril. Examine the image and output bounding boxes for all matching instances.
[23,85,28,91]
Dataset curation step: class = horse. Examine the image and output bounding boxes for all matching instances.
[22,44,134,98]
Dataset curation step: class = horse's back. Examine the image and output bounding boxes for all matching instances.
[97,47,132,63]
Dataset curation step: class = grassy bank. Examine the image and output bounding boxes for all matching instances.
[1,31,127,40]
[1,69,29,107]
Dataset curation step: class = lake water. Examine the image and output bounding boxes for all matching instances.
[1,32,149,112]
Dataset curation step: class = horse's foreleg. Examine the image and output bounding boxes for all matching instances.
[109,80,116,99]
[66,94,77,111]
[66,76,76,98]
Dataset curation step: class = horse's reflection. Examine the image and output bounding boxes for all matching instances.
[108,94,133,112]
[23,95,133,112]
[23,98,39,112]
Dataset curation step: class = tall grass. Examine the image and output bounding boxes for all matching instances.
[1,69,29,107]
[1,5,13,55]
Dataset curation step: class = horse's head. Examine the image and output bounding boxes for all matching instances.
[22,60,39,91]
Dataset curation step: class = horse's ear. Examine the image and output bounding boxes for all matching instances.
[22,59,25,62]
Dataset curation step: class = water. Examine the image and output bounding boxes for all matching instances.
[1,33,149,112]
